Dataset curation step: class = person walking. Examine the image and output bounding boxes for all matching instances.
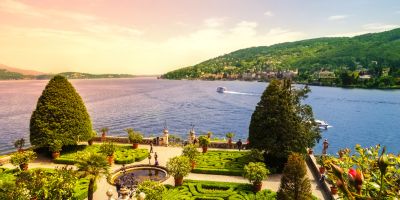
[236,139,243,151]
[150,142,154,153]
[154,152,158,161]
[148,153,152,165]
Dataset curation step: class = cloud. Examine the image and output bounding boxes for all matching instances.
[362,23,399,31]
[204,18,225,28]
[264,11,274,17]
[0,0,43,17]
[328,15,348,21]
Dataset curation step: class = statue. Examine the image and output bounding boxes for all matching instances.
[163,120,169,146]
[188,124,196,144]
[322,139,329,155]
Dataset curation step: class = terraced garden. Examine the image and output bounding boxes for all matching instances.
[163,180,276,200]
[193,151,251,176]
[54,144,149,165]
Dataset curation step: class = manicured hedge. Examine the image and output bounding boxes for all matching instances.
[54,144,149,165]
[193,151,250,176]
[163,180,276,200]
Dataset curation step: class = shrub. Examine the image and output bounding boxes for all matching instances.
[126,128,143,143]
[166,156,191,179]
[10,150,37,167]
[226,132,235,139]
[182,144,200,163]
[14,138,25,151]
[99,142,116,156]
[136,180,166,200]
[243,162,270,184]
[198,136,210,147]
[30,75,93,148]
[193,151,250,176]
[48,139,63,152]
[277,153,312,200]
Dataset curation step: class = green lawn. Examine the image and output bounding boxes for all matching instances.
[163,179,276,200]
[193,150,250,176]
[54,144,149,165]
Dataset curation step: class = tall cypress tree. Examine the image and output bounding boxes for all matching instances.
[249,79,320,169]
[277,153,312,200]
[30,75,92,147]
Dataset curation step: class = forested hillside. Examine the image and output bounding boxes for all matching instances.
[162,28,400,88]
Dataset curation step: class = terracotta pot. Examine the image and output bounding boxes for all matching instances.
[174,177,183,186]
[191,161,196,170]
[132,143,139,149]
[101,133,106,141]
[308,149,313,155]
[20,163,28,171]
[330,186,338,195]
[52,151,60,159]
[107,155,114,165]
[319,167,326,174]
[202,146,208,153]
[88,140,93,145]
[253,182,262,192]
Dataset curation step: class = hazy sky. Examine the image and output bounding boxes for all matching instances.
[0,0,399,74]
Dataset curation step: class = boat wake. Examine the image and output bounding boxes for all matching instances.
[223,91,260,96]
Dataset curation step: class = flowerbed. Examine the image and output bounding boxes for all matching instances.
[163,180,276,200]
[54,144,149,165]
[193,151,250,176]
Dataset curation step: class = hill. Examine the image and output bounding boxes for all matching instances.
[162,28,400,88]
[0,64,45,75]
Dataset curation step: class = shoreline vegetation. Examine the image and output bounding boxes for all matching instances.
[161,28,400,89]
[0,70,136,80]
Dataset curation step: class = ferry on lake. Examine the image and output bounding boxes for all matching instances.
[316,119,329,130]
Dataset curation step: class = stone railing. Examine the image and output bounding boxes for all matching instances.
[306,152,338,200]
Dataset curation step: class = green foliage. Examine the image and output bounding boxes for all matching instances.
[10,150,37,167]
[198,135,211,147]
[162,180,276,200]
[136,180,166,200]
[100,127,109,134]
[99,142,116,156]
[192,151,251,176]
[54,144,149,165]
[30,75,93,148]
[162,28,400,88]
[167,156,191,179]
[76,153,109,200]
[277,153,312,200]
[182,144,200,163]
[249,79,320,169]
[14,138,25,151]
[0,69,25,80]
[243,162,270,184]
[48,139,63,152]
[226,132,235,139]
[324,144,400,199]
[126,128,144,143]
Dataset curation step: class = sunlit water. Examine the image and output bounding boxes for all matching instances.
[0,77,399,155]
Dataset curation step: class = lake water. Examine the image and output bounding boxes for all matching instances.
[0,78,399,155]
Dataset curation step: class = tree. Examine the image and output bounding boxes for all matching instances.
[77,153,109,200]
[249,79,320,169]
[30,75,92,148]
[277,153,312,200]
[166,156,191,186]
[182,144,200,168]
[243,162,270,192]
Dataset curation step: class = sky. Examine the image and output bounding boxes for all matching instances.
[0,0,399,75]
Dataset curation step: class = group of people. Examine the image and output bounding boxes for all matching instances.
[149,143,159,166]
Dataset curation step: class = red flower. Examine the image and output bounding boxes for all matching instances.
[348,168,356,182]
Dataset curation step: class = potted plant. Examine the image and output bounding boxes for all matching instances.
[182,144,200,169]
[166,156,191,186]
[100,142,116,165]
[10,150,37,171]
[317,155,327,174]
[48,139,63,159]
[100,127,109,141]
[206,131,213,138]
[243,162,270,192]
[226,132,235,147]
[14,138,25,152]
[127,128,143,149]
[308,148,313,155]
[198,136,210,153]
[330,184,338,195]
[88,130,97,145]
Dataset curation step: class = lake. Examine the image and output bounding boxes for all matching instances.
[0,77,399,155]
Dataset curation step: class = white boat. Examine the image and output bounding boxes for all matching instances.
[216,86,227,93]
[315,120,329,130]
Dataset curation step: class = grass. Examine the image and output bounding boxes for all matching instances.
[193,150,250,176]
[54,144,149,165]
[163,179,276,200]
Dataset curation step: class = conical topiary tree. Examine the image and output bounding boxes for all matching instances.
[30,75,92,148]
[277,152,312,200]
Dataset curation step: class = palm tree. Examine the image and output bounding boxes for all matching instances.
[77,153,110,200]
